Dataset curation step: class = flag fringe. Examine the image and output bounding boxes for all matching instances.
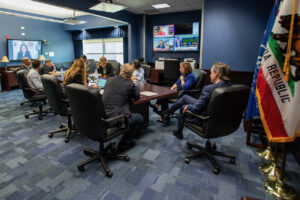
[256,87,300,143]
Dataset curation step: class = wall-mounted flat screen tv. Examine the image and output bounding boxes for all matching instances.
[153,38,174,52]
[153,22,199,52]
[153,24,175,38]
[7,39,42,61]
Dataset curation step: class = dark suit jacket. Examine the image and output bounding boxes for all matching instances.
[20,64,31,72]
[102,76,140,128]
[187,81,232,114]
[39,64,54,75]
[65,73,83,85]
[17,51,32,60]
[96,63,114,76]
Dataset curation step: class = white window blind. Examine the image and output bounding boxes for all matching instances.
[82,38,124,64]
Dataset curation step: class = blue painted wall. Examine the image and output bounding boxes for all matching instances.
[0,14,74,67]
[145,10,201,64]
[202,0,273,71]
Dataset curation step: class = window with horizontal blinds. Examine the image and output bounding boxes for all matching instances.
[83,38,124,64]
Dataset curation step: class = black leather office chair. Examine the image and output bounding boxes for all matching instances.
[183,84,249,174]
[141,64,151,82]
[168,69,208,104]
[107,60,121,76]
[65,83,130,177]
[41,74,74,142]
[16,70,52,120]
[164,60,180,85]
[12,68,31,106]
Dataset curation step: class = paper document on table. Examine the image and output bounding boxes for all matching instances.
[140,91,158,96]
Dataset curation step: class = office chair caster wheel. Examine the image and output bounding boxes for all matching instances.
[48,133,53,138]
[78,166,85,172]
[185,158,190,164]
[38,116,43,120]
[230,158,235,164]
[213,168,220,174]
[187,143,192,150]
[64,137,69,143]
[25,115,29,119]
[124,156,130,162]
[106,171,113,178]
[59,124,64,128]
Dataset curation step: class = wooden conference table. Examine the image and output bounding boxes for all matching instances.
[55,72,177,124]
[132,83,177,124]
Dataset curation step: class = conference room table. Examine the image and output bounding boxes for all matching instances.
[132,83,177,124]
[54,72,177,124]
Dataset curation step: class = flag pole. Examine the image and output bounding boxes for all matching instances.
[264,143,296,199]
[283,0,296,82]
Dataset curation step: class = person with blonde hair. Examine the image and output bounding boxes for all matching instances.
[102,63,143,152]
[63,59,86,86]
[21,57,31,71]
[96,56,114,77]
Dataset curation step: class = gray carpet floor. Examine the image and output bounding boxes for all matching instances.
[0,89,299,200]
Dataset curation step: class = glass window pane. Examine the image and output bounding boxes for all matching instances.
[86,54,102,61]
[83,43,103,54]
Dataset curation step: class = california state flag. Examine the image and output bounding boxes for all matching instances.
[256,0,300,142]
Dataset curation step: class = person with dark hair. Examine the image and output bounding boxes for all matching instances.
[17,44,32,60]
[63,59,87,86]
[80,54,95,74]
[103,63,143,152]
[160,62,232,139]
[131,59,145,82]
[40,59,56,75]
[156,40,165,49]
[27,59,43,90]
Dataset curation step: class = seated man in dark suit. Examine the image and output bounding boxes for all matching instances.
[102,63,143,151]
[160,62,232,139]
[40,59,56,75]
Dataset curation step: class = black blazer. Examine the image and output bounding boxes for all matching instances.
[102,76,140,128]
[96,63,114,76]
[65,73,83,85]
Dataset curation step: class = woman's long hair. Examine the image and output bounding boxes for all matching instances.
[63,59,86,85]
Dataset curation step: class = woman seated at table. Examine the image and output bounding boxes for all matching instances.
[151,62,196,118]
[63,59,87,86]
[96,56,114,77]
[131,59,145,83]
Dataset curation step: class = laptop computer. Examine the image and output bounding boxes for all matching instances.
[97,78,107,88]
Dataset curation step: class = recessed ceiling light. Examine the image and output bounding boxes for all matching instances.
[20,26,25,29]
[89,2,126,13]
[152,3,170,9]
[21,33,25,36]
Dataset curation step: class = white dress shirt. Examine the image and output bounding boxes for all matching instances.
[27,68,43,90]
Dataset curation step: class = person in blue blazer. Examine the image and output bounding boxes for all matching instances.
[160,62,232,139]
[152,62,196,117]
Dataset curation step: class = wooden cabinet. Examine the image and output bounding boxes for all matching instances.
[0,69,19,91]
[150,69,164,84]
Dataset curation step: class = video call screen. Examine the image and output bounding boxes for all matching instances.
[7,39,42,61]
[153,22,199,52]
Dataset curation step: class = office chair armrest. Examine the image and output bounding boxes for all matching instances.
[184,110,210,120]
[101,114,126,123]
[178,89,200,97]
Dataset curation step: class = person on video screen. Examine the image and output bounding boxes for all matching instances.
[175,38,181,48]
[156,40,165,49]
[158,26,166,36]
[17,44,32,60]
